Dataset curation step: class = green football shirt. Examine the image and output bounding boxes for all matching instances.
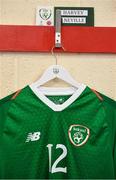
[0,85,116,179]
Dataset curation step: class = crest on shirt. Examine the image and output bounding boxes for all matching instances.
[68,124,90,147]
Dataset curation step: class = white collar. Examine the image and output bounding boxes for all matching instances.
[29,84,86,112]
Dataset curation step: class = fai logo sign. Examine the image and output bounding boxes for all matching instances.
[68,125,90,147]
[39,8,52,20]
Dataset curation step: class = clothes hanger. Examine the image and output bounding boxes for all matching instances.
[30,46,86,95]
[29,46,86,111]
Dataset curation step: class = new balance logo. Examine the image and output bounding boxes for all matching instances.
[25,132,41,142]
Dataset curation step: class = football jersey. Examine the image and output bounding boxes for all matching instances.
[0,85,116,179]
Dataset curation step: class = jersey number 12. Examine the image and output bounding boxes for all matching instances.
[46,144,67,174]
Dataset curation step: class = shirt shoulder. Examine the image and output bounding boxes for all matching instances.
[99,92,116,109]
[98,91,116,136]
[0,90,21,135]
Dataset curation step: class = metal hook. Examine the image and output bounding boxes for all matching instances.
[51,46,66,74]
[51,46,66,66]
[51,46,58,66]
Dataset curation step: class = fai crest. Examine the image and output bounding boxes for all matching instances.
[39,8,52,20]
[68,124,90,147]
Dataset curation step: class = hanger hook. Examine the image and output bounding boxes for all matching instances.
[51,46,58,65]
[51,46,66,66]
[51,46,66,74]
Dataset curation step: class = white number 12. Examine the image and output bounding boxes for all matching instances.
[46,144,67,174]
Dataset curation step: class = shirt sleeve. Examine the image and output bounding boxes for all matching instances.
[113,108,116,178]
[0,93,14,136]
[99,92,116,178]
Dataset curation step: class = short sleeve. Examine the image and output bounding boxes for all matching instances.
[99,92,116,178]
[0,93,14,136]
[113,108,116,178]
